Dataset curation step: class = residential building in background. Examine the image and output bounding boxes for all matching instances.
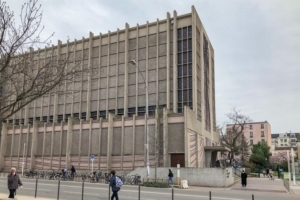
[271,132,300,154]
[0,6,220,172]
[227,121,272,148]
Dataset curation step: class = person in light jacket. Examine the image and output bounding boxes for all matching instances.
[7,167,23,199]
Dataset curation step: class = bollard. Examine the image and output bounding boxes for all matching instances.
[57,180,60,200]
[82,181,84,200]
[172,188,174,200]
[35,178,38,198]
[252,194,254,200]
[138,185,140,200]
[108,183,110,200]
[209,191,211,200]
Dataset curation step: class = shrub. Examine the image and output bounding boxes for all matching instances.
[141,182,171,188]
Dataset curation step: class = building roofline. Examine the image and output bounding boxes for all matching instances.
[227,121,269,126]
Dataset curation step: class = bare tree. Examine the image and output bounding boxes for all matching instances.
[0,0,89,122]
[219,108,251,162]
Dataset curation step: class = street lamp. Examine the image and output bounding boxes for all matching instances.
[130,59,150,178]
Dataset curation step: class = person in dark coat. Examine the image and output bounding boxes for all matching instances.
[168,169,174,184]
[7,167,23,199]
[71,165,76,178]
[110,170,120,200]
[241,170,247,187]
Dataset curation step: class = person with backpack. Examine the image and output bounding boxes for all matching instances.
[168,169,174,184]
[110,170,122,200]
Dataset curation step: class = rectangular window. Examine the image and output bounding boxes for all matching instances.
[90,111,97,120]
[250,132,253,138]
[280,139,283,142]
[250,125,253,130]
[81,112,86,120]
[177,26,193,113]
[281,144,283,146]
[128,107,135,117]
[250,140,253,145]
[99,111,106,119]
[284,139,287,142]
[57,115,63,123]
[261,131,265,137]
[262,139,265,143]
[261,124,264,129]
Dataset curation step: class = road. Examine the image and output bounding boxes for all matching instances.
[0,177,299,200]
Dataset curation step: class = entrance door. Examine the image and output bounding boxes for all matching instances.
[171,153,185,167]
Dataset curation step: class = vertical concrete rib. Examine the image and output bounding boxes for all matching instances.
[79,38,84,119]
[78,120,83,169]
[66,117,73,168]
[17,125,23,169]
[156,19,159,108]
[106,32,110,118]
[0,123,8,170]
[166,12,171,110]
[71,40,76,117]
[173,11,178,113]
[98,118,102,170]
[30,121,39,170]
[135,24,139,116]
[63,42,68,122]
[132,114,136,169]
[97,34,102,120]
[88,119,92,169]
[10,126,14,168]
[54,40,62,123]
[42,123,46,169]
[191,6,198,113]
[115,29,119,114]
[124,23,130,117]
[163,108,168,167]
[107,113,114,171]
[59,121,63,169]
[50,123,54,168]
[86,32,94,120]
[121,116,124,171]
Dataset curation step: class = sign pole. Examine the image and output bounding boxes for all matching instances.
[22,143,25,177]
[291,148,296,185]
[177,164,180,186]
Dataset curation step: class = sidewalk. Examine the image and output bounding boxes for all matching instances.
[290,181,300,195]
[231,178,288,193]
[0,193,64,200]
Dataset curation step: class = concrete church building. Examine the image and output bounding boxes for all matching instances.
[0,6,221,172]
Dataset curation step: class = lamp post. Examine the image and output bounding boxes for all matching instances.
[130,59,149,178]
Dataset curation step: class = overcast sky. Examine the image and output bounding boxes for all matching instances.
[8,0,300,133]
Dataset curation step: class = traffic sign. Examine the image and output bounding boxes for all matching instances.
[90,155,95,161]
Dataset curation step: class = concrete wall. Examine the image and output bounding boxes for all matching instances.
[128,167,234,187]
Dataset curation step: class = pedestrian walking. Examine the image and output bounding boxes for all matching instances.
[168,169,174,184]
[266,168,269,178]
[71,165,76,179]
[110,170,123,200]
[241,170,247,187]
[7,167,23,199]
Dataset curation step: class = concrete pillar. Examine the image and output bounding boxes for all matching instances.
[297,135,300,162]
[88,119,92,169]
[156,19,159,108]
[105,32,110,118]
[53,40,62,123]
[173,11,178,113]
[78,120,83,169]
[65,117,73,168]
[107,113,114,171]
[86,32,94,120]
[163,107,169,167]
[50,123,54,169]
[0,123,8,170]
[166,12,171,110]
[121,116,124,171]
[42,123,46,169]
[98,118,102,170]
[132,115,136,169]
[124,23,129,117]
[191,6,198,114]
[96,34,102,120]
[135,24,139,116]
[184,106,190,167]
[30,121,41,170]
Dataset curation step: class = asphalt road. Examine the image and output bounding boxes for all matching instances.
[0,178,299,200]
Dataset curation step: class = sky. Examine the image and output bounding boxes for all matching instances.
[7,0,300,133]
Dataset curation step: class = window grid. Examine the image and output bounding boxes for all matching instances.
[177,26,193,112]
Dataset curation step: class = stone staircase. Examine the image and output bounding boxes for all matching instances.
[234,174,240,183]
